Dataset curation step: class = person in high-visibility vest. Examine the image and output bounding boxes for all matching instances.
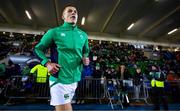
[149,65,168,110]
[30,64,50,83]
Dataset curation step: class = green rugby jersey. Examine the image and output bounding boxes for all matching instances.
[34,22,89,84]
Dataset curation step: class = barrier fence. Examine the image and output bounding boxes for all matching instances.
[4,76,49,99]
[3,76,180,109]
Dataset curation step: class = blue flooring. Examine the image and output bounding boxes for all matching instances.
[0,103,180,111]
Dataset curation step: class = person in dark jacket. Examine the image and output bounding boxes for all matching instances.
[133,67,144,101]
[116,64,132,107]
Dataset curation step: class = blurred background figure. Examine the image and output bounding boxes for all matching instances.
[133,67,144,102]
[149,65,168,110]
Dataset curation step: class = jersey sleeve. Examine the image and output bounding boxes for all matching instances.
[34,29,54,66]
[83,34,90,57]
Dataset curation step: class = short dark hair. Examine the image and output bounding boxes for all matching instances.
[151,64,160,71]
[62,3,77,13]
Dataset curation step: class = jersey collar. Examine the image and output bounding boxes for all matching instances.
[61,22,78,30]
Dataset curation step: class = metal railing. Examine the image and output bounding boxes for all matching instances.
[4,75,49,99]
[3,76,180,107]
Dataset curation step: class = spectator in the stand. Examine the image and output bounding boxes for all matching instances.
[167,70,180,102]
[127,61,137,77]
[103,65,117,90]
[76,64,93,104]
[0,63,6,103]
[104,65,117,80]
[176,52,180,62]
[0,63,6,78]
[116,64,132,107]
[167,70,179,81]
[133,67,144,102]
[21,65,32,92]
[116,64,131,80]
[4,60,21,105]
[149,65,168,110]
[6,60,21,76]
[82,65,93,78]
[31,36,40,49]
[92,57,104,78]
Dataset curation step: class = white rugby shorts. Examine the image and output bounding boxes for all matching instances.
[49,81,77,106]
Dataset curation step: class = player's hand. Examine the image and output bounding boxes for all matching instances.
[82,57,90,66]
[46,62,61,74]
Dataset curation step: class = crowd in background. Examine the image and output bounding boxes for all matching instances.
[0,38,180,105]
[87,41,180,80]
